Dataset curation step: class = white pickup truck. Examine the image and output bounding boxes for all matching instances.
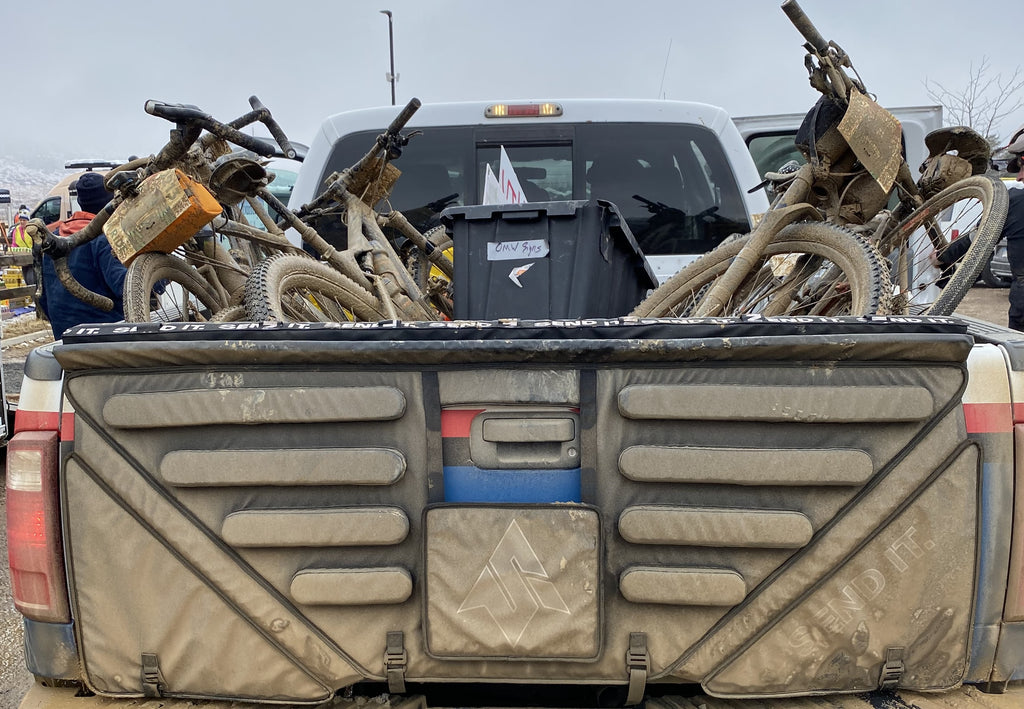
[8,99,1024,709]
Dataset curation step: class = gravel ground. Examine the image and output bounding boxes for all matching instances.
[0,479,32,708]
[0,288,1014,709]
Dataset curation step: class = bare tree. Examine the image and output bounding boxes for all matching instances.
[925,57,1024,145]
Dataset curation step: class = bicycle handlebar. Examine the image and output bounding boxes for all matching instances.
[146,97,294,160]
[247,96,297,160]
[144,100,207,122]
[29,208,119,312]
[781,0,827,54]
[361,97,422,168]
[295,98,422,218]
[385,97,422,139]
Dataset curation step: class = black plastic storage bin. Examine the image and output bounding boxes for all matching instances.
[443,200,658,320]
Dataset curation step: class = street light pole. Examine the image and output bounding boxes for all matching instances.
[380,10,396,106]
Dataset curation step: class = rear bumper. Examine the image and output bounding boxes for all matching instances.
[19,682,1024,709]
[16,684,424,709]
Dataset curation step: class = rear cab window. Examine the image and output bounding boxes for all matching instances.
[311,122,751,262]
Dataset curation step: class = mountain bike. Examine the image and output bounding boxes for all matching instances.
[25,96,304,323]
[243,97,451,323]
[28,95,449,325]
[632,0,1007,319]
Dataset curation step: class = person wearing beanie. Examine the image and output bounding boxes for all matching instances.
[37,171,128,338]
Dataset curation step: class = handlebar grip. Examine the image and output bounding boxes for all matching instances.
[144,100,210,123]
[781,0,828,53]
[385,97,421,136]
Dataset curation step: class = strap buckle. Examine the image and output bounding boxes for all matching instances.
[625,632,650,706]
[385,630,408,694]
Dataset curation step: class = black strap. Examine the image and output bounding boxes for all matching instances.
[421,371,444,504]
[579,369,598,504]
[385,630,407,694]
[141,652,164,698]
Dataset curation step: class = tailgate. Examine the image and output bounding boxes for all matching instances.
[54,317,978,702]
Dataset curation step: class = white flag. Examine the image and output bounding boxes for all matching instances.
[498,146,528,204]
[482,163,503,204]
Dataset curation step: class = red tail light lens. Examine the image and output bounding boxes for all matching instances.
[6,430,69,622]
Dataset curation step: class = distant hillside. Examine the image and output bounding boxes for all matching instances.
[0,153,79,214]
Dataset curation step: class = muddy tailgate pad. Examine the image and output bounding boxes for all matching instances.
[55,317,978,701]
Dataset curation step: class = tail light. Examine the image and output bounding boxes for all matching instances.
[485,102,563,118]
[6,430,69,622]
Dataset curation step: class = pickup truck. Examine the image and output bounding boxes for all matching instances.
[8,99,1024,709]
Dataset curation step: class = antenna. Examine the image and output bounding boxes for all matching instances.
[658,39,673,100]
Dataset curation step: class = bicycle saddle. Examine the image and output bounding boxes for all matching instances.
[923,126,991,175]
[209,154,270,204]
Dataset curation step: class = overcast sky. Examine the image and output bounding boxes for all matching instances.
[3,0,1022,162]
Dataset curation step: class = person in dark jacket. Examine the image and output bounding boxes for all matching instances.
[1000,126,1024,331]
[935,124,1024,330]
[37,172,127,338]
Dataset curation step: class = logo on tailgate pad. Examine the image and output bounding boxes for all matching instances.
[458,519,570,645]
[425,506,599,658]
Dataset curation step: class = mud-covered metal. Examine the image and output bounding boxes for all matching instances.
[837,91,903,194]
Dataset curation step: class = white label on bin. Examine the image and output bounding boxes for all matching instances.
[487,239,549,261]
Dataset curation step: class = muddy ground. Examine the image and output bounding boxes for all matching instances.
[953,282,1012,327]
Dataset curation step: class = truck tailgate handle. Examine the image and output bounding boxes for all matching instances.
[468,411,580,469]
[482,417,575,443]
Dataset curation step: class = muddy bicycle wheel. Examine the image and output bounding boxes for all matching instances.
[124,253,229,322]
[879,175,1008,316]
[244,253,390,322]
[631,222,890,317]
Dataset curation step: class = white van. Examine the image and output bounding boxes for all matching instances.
[290,99,770,282]
[30,160,123,226]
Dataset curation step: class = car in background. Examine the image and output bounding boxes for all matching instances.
[984,178,1023,286]
[30,160,122,225]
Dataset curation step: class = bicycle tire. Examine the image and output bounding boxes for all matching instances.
[244,253,390,322]
[124,253,228,322]
[631,221,890,317]
[404,226,454,318]
[880,175,1008,316]
[209,304,247,322]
